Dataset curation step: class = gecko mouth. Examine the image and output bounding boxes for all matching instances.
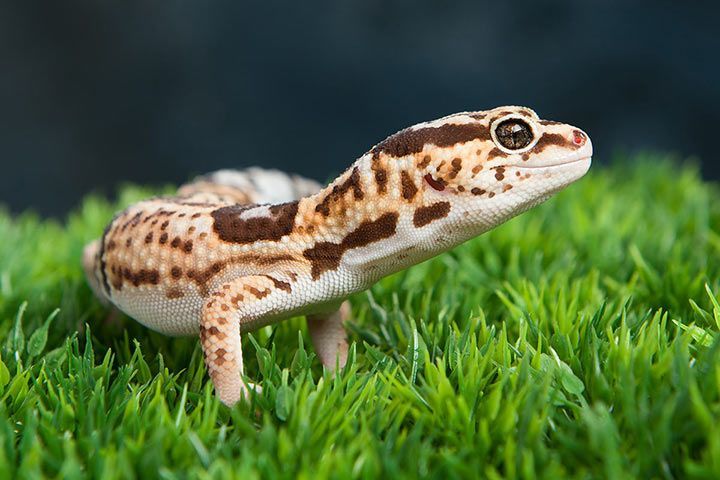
[514,156,592,171]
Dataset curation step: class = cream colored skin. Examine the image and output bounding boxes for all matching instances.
[84,106,592,406]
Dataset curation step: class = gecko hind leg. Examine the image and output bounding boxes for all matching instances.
[307,301,350,371]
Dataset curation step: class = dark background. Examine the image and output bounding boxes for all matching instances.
[1,1,718,217]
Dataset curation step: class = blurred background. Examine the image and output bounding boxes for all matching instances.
[1,1,717,217]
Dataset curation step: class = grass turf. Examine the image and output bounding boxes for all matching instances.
[1,156,720,479]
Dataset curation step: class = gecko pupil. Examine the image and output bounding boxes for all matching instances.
[495,119,533,150]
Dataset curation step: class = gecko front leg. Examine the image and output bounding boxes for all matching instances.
[201,275,288,406]
[307,301,351,371]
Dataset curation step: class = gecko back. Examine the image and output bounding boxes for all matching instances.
[82,168,322,321]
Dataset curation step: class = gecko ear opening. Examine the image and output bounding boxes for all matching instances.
[424,174,446,191]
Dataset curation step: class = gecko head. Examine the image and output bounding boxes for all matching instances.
[371,106,592,246]
[419,106,591,234]
[421,106,592,237]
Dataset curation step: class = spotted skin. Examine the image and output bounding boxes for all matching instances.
[83,106,592,406]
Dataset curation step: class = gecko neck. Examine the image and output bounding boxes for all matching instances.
[297,154,467,281]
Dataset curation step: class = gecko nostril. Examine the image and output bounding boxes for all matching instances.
[572,130,586,146]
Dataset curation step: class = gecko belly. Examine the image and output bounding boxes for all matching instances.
[109,288,205,336]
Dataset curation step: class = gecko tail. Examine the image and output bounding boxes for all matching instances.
[82,240,111,305]
[177,167,323,206]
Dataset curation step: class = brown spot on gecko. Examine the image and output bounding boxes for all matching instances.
[371,123,491,159]
[413,202,451,227]
[191,213,202,219]
[186,254,298,295]
[343,212,399,249]
[503,184,513,192]
[303,212,399,279]
[495,167,505,181]
[371,159,388,194]
[302,243,348,280]
[166,288,185,299]
[120,211,143,232]
[161,220,169,230]
[539,120,563,126]
[206,326,226,339]
[418,155,432,169]
[214,349,227,365]
[171,266,182,279]
[488,147,509,159]
[262,274,292,293]
[120,268,160,288]
[448,158,463,179]
[159,233,168,244]
[183,240,193,253]
[171,237,181,248]
[244,285,271,299]
[315,167,363,216]
[125,238,132,247]
[374,169,387,193]
[471,188,486,196]
[145,232,154,243]
[212,201,299,244]
[401,171,418,200]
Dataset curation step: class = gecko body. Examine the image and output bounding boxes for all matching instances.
[84,106,592,405]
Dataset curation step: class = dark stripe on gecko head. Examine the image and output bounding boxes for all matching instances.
[371,123,491,159]
[401,171,418,200]
[530,133,577,153]
[212,201,299,244]
[413,202,451,227]
[303,212,399,279]
[315,167,364,216]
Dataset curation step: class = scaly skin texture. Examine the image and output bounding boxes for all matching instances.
[83,106,593,405]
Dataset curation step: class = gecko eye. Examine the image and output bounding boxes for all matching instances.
[494,119,534,150]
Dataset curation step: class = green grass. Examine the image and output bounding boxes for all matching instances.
[2,155,720,479]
